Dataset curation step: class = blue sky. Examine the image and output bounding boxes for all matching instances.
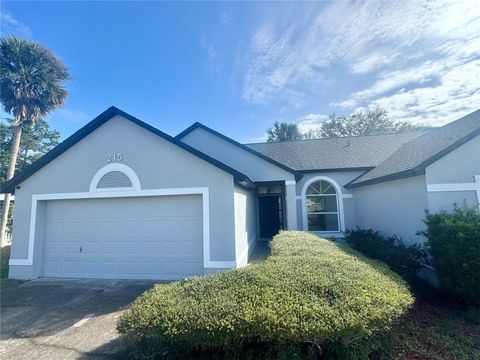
[1,1,479,142]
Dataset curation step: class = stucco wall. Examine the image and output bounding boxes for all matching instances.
[426,135,480,212]
[426,135,480,184]
[180,127,295,182]
[295,171,363,232]
[9,115,237,278]
[352,175,428,244]
[234,185,257,267]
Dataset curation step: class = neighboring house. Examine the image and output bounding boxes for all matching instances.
[1,106,479,280]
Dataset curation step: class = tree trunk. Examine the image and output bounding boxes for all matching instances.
[0,126,22,247]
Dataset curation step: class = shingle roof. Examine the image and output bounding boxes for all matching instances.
[246,131,428,172]
[346,109,480,188]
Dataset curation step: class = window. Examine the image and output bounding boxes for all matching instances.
[306,180,339,231]
[97,171,133,189]
[89,163,141,192]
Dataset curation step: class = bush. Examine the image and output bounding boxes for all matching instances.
[118,231,414,359]
[419,204,480,306]
[344,228,429,279]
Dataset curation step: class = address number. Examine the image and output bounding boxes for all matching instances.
[107,153,124,162]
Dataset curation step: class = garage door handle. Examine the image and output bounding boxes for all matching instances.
[80,246,83,253]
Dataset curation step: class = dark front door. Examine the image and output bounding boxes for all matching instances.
[258,196,282,239]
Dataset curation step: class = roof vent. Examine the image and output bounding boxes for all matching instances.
[97,171,133,188]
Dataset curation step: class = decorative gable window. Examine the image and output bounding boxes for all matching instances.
[97,171,133,189]
[90,163,141,192]
[306,180,339,231]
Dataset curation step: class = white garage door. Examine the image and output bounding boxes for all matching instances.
[42,195,203,280]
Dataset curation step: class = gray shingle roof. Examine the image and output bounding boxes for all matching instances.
[346,109,480,187]
[246,131,428,172]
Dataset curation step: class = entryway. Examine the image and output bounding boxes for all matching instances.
[257,183,285,240]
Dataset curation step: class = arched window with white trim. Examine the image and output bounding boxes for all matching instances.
[305,179,340,232]
[89,163,141,192]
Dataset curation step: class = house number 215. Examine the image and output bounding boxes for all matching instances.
[107,153,124,162]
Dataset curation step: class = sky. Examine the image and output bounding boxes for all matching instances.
[1,0,480,142]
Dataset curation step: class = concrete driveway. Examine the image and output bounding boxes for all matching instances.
[0,278,156,359]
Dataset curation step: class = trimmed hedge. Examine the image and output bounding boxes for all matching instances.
[118,232,414,359]
[344,228,429,279]
[419,204,480,306]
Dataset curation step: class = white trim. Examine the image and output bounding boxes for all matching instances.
[9,187,232,270]
[236,234,257,268]
[285,180,296,186]
[427,175,480,212]
[89,163,141,192]
[0,194,14,201]
[300,176,346,233]
[427,183,476,192]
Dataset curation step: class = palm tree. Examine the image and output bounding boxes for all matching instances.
[0,36,69,246]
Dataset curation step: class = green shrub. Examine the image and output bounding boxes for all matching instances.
[419,204,480,306]
[118,231,414,359]
[344,228,429,279]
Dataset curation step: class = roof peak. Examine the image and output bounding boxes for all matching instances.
[245,129,429,146]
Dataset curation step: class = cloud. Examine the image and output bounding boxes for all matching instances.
[200,34,218,62]
[0,11,32,38]
[220,10,233,26]
[56,108,91,124]
[334,6,480,125]
[367,59,480,126]
[241,10,333,105]
[246,134,268,143]
[239,0,480,126]
[296,113,328,133]
[200,34,225,79]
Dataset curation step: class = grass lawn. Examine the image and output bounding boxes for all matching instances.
[0,245,25,289]
[385,280,480,359]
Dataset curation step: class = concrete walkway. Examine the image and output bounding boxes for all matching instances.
[248,241,271,264]
[0,278,156,359]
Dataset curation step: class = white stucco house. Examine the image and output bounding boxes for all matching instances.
[2,106,479,280]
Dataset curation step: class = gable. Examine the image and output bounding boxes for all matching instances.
[10,115,241,196]
[426,134,480,184]
[178,126,298,182]
[346,109,480,188]
[1,107,252,193]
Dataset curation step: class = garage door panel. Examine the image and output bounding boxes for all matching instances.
[43,195,204,280]
[64,242,82,255]
[44,260,62,275]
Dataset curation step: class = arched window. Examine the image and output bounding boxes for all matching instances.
[89,163,141,192]
[305,179,339,231]
[97,171,133,189]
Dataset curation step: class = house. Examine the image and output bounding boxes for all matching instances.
[2,106,479,280]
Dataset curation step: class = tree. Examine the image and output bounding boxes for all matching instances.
[0,36,69,246]
[316,108,422,138]
[267,122,303,142]
[0,119,60,183]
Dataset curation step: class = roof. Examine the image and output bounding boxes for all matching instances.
[176,122,302,179]
[1,107,253,193]
[247,131,428,172]
[346,109,480,188]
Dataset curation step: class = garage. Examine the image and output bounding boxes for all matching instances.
[42,195,203,280]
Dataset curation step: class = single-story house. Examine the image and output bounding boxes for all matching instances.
[2,106,479,280]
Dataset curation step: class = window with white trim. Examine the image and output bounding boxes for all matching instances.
[306,180,339,231]
[90,163,141,192]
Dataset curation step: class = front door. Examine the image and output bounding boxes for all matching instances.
[258,196,283,239]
